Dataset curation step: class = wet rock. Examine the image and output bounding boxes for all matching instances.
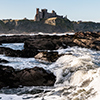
[24,35,75,50]
[24,39,56,50]
[0,35,74,58]
[35,51,62,62]
[0,65,15,88]
[0,65,56,88]
[16,67,56,86]
[73,31,100,50]
[0,58,9,63]
[0,32,100,58]
[93,40,100,45]
[75,31,100,39]
[0,35,34,43]
[73,38,100,50]
[0,47,21,57]
[0,47,38,58]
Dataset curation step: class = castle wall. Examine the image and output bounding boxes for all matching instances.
[34,8,63,21]
[34,14,40,21]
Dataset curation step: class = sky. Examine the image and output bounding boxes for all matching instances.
[0,0,100,22]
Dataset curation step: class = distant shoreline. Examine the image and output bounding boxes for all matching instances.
[0,17,100,33]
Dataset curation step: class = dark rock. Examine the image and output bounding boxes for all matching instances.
[24,39,56,50]
[74,31,100,39]
[0,65,56,88]
[35,51,62,62]
[0,32,100,58]
[0,65,15,88]
[16,67,56,86]
[0,47,38,58]
[0,58,9,63]
[21,48,38,57]
[0,35,33,43]
[93,40,100,45]
[24,35,75,50]
[0,47,20,57]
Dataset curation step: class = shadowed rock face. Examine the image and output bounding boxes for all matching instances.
[0,65,56,88]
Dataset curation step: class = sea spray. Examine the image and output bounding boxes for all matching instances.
[0,46,100,100]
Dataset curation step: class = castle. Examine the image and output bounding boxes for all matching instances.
[34,8,63,21]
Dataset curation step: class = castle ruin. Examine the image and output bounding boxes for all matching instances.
[34,8,63,21]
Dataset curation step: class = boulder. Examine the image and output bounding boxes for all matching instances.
[15,67,56,86]
[35,51,62,62]
[0,65,56,88]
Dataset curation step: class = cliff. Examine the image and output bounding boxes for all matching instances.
[0,18,100,33]
[73,21,100,32]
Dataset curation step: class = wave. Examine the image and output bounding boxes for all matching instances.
[0,46,100,100]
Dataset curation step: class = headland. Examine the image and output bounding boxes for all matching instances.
[0,8,100,34]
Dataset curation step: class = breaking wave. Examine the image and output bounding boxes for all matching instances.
[0,46,100,100]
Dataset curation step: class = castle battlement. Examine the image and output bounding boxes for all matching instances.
[34,8,63,21]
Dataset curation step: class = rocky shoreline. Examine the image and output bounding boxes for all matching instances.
[0,31,100,57]
[0,31,100,89]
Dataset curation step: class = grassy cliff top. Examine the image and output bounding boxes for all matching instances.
[0,17,100,33]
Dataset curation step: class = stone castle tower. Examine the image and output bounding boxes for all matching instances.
[34,8,63,21]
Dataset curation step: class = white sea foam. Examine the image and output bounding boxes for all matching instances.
[0,55,47,70]
[0,94,23,100]
[0,32,75,37]
[0,46,100,100]
[37,32,75,36]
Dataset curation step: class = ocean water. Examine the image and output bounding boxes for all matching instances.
[0,43,24,50]
[0,39,100,99]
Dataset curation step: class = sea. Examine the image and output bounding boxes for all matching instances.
[0,33,100,100]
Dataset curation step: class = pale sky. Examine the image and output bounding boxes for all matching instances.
[0,0,100,22]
